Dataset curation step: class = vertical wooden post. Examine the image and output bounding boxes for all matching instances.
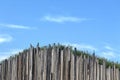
[43,47,47,80]
[93,58,97,80]
[51,45,60,80]
[70,53,75,80]
[106,67,110,80]
[0,63,1,80]
[14,56,17,80]
[60,50,64,80]
[116,68,119,80]
[83,55,86,80]
[79,55,83,80]
[64,47,71,80]
[97,59,100,80]
[89,57,93,80]
[22,52,26,80]
[76,56,80,80]
[33,48,37,80]
[36,46,42,80]
[46,45,52,80]
[110,67,113,80]
[29,45,33,80]
[25,50,29,80]
[102,61,105,80]
[100,65,103,80]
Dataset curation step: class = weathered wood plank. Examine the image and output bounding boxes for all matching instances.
[70,53,75,80]
[96,59,99,80]
[100,65,103,80]
[40,48,45,80]
[0,63,1,80]
[33,48,37,80]
[36,47,41,80]
[51,46,56,80]
[60,50,64,80]
[18,53,22,80]
[116,68,119,80]
[76,56,79,80]
[64,47,70,80]
[25,50,29,80]
[102,61,106,80]
[106,67,110,80]
[46,45,52,80]
[83,55,86,80]
[93,57,97,80]
[113,65,116,80]
[89,57,93,80]
[79,55,83,80]
[29,46,33,80]
[110,68,113,80]
[43,47,47,80]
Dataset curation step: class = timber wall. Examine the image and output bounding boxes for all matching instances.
[0,44,120,80]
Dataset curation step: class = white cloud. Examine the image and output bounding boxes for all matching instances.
[9,49,23,55]
[41,15,87,23]
[104,46,114,51]
[0,23,31,29]
[101,51,116,59]
[62,42,97,51]
[0,56,8,61]
[0,34,12,43]
[99,45,120,60]
[99,51,120,62]
[0,49,23,55]
[0,49,23,61]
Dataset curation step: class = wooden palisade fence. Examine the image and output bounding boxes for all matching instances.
[0,43,120,80]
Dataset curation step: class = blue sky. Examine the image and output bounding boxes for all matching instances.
[0,0,120,62]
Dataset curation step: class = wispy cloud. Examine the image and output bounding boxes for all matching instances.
[101,51,116,59]
[0,34,12,44]
[0,56,8,61]
[104,46,114,51]
[98,45,120,61]
[1,49,23,55]
[62,42,97,51]
[100,51,120,61]
[0,23,32,29]
[0,49,23,61]
[41,15,88,23]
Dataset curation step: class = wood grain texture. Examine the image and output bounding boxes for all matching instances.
[0,45,120,80]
